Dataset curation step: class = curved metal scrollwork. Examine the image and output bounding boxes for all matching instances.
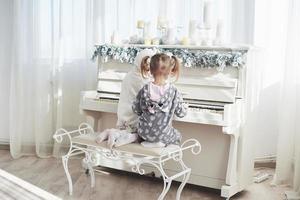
[170,151,183,161]
[181,138,202,155]
[78,123,94,135]
[53,128,68,143]
[131,161,146,175]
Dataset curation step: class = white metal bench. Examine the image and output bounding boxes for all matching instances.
[53,123,201,200]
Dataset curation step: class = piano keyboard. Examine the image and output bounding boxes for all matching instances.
[95,92,224,114]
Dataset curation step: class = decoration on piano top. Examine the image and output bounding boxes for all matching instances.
[92,44,246,70]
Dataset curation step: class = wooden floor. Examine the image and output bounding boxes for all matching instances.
[0,150,290,200]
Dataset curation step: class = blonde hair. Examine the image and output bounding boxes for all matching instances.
[140,53,180,81]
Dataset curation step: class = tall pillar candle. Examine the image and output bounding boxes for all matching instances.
[189,20,198,44]
[189,20,197,38]
[143,22,152,39]
[215,20,225,45]
[166,27,176,44]
[203,0,214,29]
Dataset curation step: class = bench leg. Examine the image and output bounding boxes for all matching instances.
[176,169,191,200]
[88,163,95,188]
[62,155,73,195]
[175,158,191,200]
[133,155,193,200]
[84,152,95,188]
[132,160,174,200]
[158,178,172,200]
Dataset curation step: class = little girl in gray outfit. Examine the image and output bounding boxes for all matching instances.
[132,53,187,147]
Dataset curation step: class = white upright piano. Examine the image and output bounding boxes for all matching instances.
[80,44,255,199]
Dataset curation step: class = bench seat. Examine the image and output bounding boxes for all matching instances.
[72,133,180,157]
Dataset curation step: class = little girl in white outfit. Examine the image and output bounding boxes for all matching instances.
[96,49,156,148]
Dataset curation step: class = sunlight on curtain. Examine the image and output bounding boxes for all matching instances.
[0,0,12,143]
[248,0,290,159]
[252,0,300,197]
[274,0,300,197]
[10,0,97,158]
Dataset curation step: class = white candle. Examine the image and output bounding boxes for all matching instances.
[189,20,198,44]
[181,37,190,45]
[214,20,225,45]
[166,27,176,44]
[137,20,145,29]
[144,38,151,45]
[202,29,213,46]
[203,0,214,29]
[157,16,168,29]
[199,0,205,29]
[143,22,152,39]
[189,20,197,38]
[216,20,224,39]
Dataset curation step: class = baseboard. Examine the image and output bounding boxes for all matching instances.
[0,139,9,144]
[285,191,300,200]
[0,143,10,150]
[254,155,276,168]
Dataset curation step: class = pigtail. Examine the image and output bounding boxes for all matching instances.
[170,55,180,81]
[140,56,150,79]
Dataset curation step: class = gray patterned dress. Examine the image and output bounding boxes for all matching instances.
[132,83,187,145]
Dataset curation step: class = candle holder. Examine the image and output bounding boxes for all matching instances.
[157,27,167,39]
[176,26,183,43]
[200,28,213,46]
[152,38,160,45]
[157,17,168,39]
[144,38,151,46]
[181,37,190,46]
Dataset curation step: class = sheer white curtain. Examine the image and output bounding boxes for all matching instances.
[9,0,97,158]
[275,0,300,198]
[0,0,12,143]
[248,0,290,159]
[250,0,300,197]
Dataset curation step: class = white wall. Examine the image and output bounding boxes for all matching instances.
[0,0,12,143]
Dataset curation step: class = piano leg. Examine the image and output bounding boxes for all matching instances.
[226,134,238,185]
[221,133,240,199]
[81,110,102,131]
[80,110,103,170]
